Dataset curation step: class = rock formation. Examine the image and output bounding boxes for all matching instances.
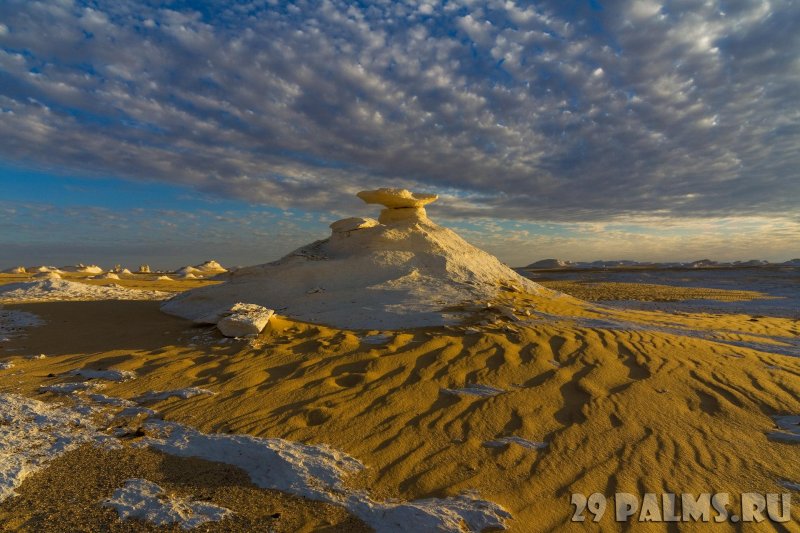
[175,260,227,278]
[194,303,274,337]
[356,188,437,224]
[329,217,379,235]
[162,188,543,330]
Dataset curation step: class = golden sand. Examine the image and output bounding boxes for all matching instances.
[538,280,772,302]
[1,275,799,531]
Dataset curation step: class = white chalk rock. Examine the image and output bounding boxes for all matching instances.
[162,189,543,330]
[33,271,62,280]
[196,260,226,273]
[33,266,60,273]
[77,265,104,274]
[138,264,151,273]
[330,217,379,234]
[3,266,26,274]
[214,303,274,337]
[175,266,200,277]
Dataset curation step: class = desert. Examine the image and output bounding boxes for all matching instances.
[1,189,798,531]
[2,1,799,530]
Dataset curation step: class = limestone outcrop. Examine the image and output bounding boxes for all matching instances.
[162,188,542,330]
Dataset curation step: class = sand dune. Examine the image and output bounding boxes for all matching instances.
[1,288,798,530]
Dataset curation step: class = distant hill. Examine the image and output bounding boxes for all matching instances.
[522,258,795,270]
[525,259,574,269]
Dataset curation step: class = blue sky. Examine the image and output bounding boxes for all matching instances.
[1,0,798,269]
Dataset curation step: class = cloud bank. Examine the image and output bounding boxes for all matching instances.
[1,0,798,222]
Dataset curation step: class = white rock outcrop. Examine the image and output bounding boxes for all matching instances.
[33,272,62,280]
[196,260,226,273]
[32,266,60,273]
[0,279,169,302]
[197,303,274,337]
[162,189,542,330]
[77,265,104,274]
[138,264,151,273]
[330,217,379,235]
[2,266,26,274]
[175,260,227,277]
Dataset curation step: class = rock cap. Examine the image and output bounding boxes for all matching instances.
[357,188,438,209]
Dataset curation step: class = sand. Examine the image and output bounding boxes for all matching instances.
[1,274,799,530]
[0,444,367,532]
[538,280,775,302]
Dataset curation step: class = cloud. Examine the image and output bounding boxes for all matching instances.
[0,0,797,222]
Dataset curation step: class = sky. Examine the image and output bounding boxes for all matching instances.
[1,0,798,269]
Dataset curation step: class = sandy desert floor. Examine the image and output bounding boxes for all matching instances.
[1,272,799,531]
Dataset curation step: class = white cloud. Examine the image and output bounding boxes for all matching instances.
[0,0,796,225]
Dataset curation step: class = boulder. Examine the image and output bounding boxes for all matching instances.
[213,303,274,337]
[330,217,379,234]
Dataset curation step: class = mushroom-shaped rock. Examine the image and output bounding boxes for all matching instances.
[357,188,438,225]
[330,217,379,234]
[161,187,544,330]
[357,188,438,208]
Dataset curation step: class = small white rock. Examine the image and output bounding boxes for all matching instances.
[215,303,274,337]
[329,217,379,234]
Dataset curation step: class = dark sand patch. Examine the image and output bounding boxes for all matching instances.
[0,443,370,532]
